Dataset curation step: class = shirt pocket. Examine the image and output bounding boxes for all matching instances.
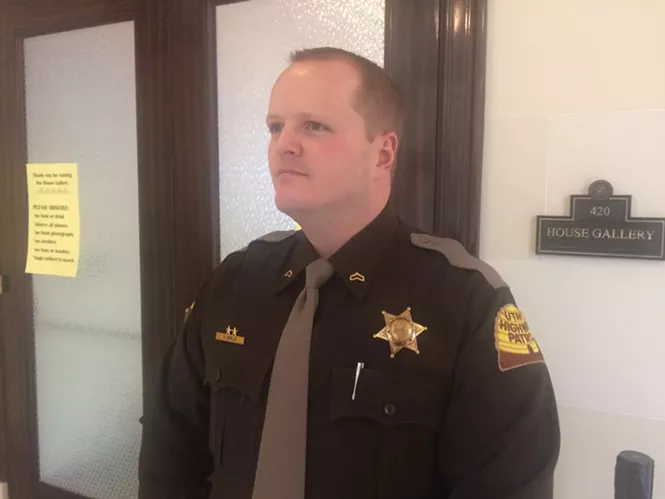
[330,367,444,499]
[206,348,272,477]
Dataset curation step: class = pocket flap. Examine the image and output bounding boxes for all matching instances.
[206,348,273,402]
[331,367,443,431]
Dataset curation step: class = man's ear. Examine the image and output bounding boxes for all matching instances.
[376,132,398,173]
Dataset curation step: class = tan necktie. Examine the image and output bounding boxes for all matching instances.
[252,258,334,499]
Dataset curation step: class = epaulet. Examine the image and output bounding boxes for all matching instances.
[224,231,297,258]
[410,233,507,290]
[254,230,298,244]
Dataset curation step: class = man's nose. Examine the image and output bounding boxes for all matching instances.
[275,126,302,156]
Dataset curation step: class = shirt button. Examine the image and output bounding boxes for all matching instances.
[215,369,221,382]
[384,404,397,417]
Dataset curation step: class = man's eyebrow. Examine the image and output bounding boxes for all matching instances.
[266,113,326,122]
[298,113,325,121]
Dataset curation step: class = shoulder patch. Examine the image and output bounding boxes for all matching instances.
[255,230,297,243]
[494,304,544,371]
[410,233,506,289]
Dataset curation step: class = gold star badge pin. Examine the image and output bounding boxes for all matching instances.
[373,307,428,358]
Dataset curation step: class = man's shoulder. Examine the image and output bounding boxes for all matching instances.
[251,230,299,245]
[213,229,298,273]
[195,230,298,302]
[408,232,506,290]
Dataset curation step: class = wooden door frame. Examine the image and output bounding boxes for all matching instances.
[387,0,488,256]
[0,0,487,497]
[1,2,138,498]
[0,0,228,496]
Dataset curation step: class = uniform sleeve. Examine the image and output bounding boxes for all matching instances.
[438,280,560,499]
[138,247,246,499]
[138,292,213,499]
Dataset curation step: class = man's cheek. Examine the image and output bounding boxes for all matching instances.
[317,135,352,157]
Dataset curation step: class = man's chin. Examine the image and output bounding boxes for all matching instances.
[274,195,317,220]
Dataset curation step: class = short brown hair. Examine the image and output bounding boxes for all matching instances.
[289,47,404,140]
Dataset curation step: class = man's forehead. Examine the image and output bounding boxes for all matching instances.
[271,59,361,99]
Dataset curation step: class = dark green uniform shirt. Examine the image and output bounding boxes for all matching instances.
[139,207,560,499]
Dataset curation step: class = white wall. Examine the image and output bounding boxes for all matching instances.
[482,1,665,498]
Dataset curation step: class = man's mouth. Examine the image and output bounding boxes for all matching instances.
[278,169,308,178]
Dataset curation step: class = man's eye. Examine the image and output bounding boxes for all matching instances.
[305,121,329,132]
[267,123,283,135]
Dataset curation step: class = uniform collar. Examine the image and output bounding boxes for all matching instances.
[274,205,398,299]
[273,231,318,294]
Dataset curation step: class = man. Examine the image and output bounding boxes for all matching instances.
[139,47,560,499]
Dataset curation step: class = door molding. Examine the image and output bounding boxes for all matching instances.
[0,0,226,496]
[387,0,488,256]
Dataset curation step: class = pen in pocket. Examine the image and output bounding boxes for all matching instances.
[352,361,364,401]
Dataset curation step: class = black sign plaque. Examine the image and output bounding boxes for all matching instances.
[536,180,665,260]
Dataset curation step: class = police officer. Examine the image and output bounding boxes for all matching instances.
[138,47,560,499]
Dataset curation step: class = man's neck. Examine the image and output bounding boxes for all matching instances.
[297,203,387,259]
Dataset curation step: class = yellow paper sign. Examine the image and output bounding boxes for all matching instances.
[25,163,81,278]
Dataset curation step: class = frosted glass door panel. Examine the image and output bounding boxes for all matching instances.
[217,0,386,258]
[24,22,142,499]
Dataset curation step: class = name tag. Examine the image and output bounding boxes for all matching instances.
[216,328,245,345]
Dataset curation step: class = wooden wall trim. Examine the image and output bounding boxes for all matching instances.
[385,0,439,234]
[171,0,221,334]
[137,0,222,409]
[135,0,178,416]
[0,23,39,498]
[9,0,137,36]
[435,0,487,256]
[386,0,488,256]
[37,482,88,499]
[211,0,246,6]
[0,1,10,484]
